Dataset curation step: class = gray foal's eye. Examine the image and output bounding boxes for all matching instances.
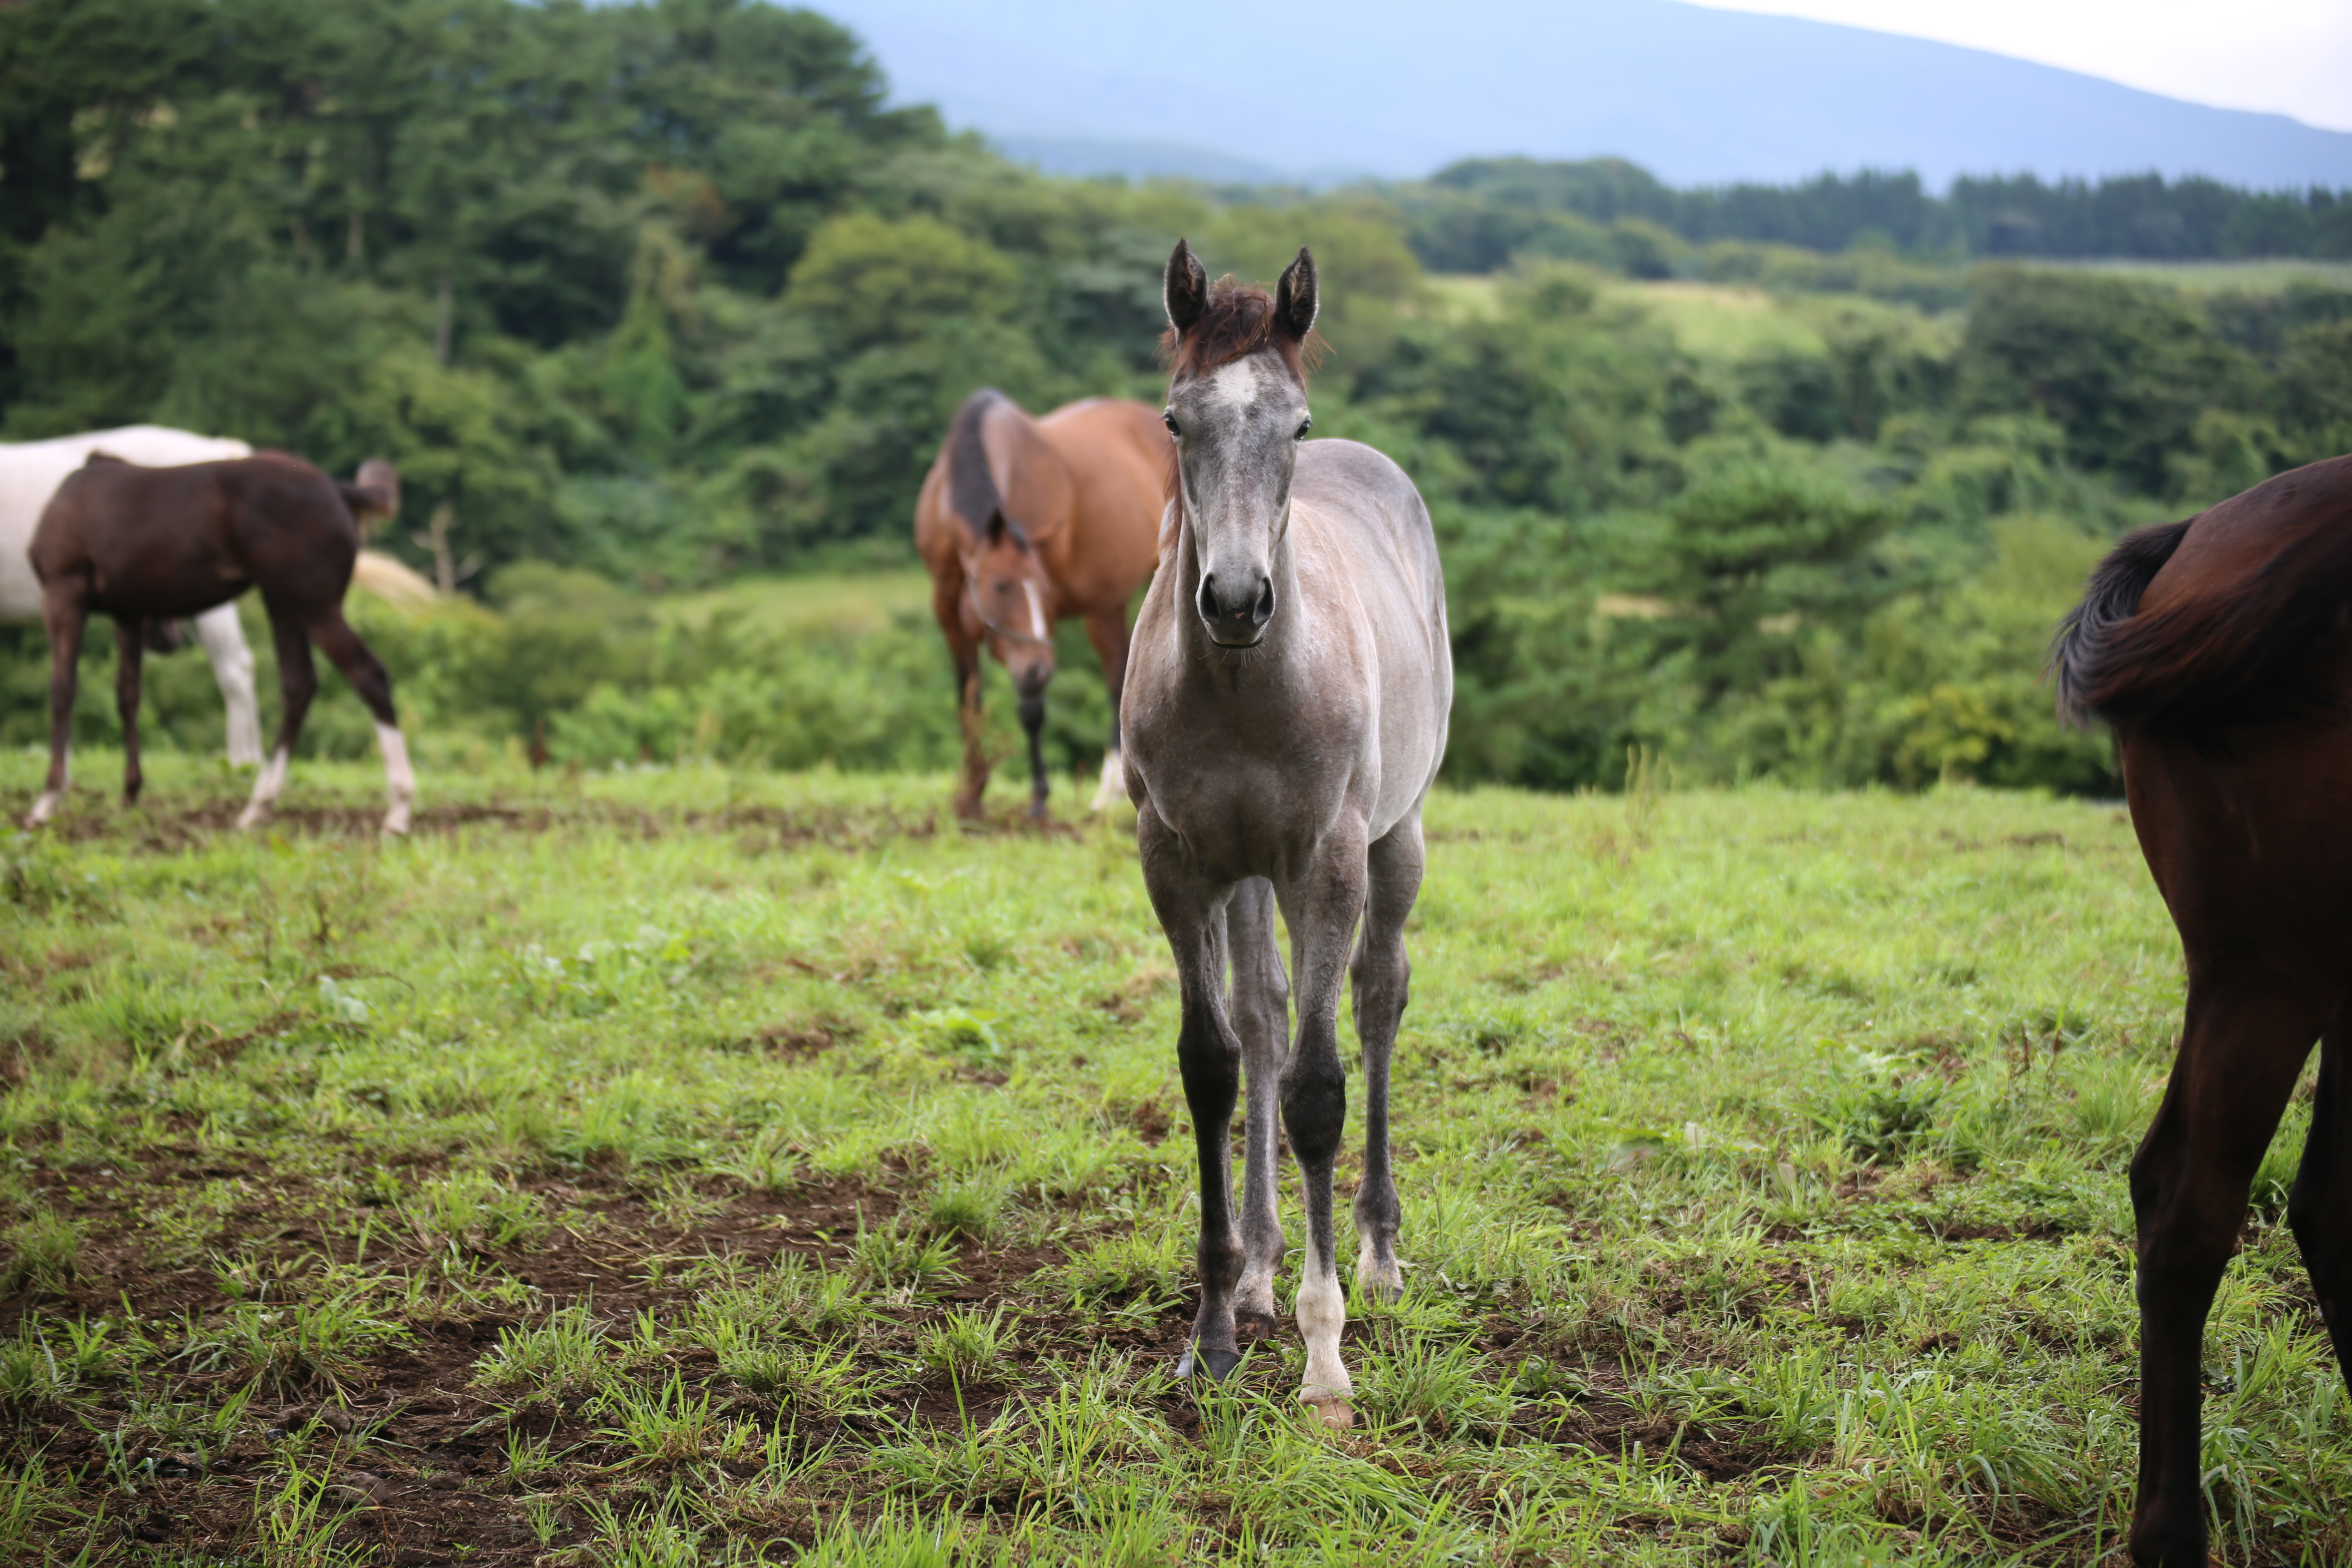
[1163,409,1180,437]
[1295,417,1313,442]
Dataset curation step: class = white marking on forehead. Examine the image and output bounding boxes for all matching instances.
[1024,582,1049,640]
[1200,356,1272,414]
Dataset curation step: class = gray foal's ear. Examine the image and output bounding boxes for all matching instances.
[1274,247,1318,340]
[1165,238,1209,334]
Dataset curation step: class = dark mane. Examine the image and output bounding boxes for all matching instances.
[1162,277,1325,381]
[945,388,1018,545]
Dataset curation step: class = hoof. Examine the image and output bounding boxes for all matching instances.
[1359,1279,1403,1307]
[1234,1307,1282,1344]
[1175,1343,1243,1381]
[26,791,60,828]
[381,808,411,836]
[1305,1397,1355,1431]
[234,806,267,831]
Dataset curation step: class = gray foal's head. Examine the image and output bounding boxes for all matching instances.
[1161,240,1319,649]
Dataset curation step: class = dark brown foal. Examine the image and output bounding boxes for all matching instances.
[25,451,412,833]
[2054,452,2352,1566]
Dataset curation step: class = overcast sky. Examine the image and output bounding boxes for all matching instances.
[1692,0,2352,133]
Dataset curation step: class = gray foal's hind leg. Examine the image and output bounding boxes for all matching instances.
[1278,832,1371,1425]
[1228,877,1291,1343]
[1138,805,1246,1380]
[1350,811,1424,1300]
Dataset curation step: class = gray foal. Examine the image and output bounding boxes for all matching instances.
[1121,240,1453,1426]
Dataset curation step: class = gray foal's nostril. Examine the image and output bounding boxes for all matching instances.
[1197,572,1221,624]
[1250,577,1275,627]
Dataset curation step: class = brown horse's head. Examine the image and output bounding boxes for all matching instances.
[960,514,1057,696]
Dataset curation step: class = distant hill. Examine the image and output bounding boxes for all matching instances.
[814,0,2352,190]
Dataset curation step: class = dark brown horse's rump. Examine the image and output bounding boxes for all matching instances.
[2055,448,2352,1566]
[2054,452,2352,733]
[33,452,359,620]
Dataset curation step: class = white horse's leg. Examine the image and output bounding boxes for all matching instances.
[375,722,414,835]
[1090,746,1126,813]
[236,747,290,830]
[191,603,263,766]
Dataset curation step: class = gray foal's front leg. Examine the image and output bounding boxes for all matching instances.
[1278,834,1370,1425]
[1350,813,1424,1299]
[1138,806,1245,1379]
[1228,877,1291,1342]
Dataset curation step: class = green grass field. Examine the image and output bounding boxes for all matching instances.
[660,574,937,639]
[1,753,2343,1565]
[2020,259,2352,295]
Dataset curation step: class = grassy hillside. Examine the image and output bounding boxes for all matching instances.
[2,759,2342,1562]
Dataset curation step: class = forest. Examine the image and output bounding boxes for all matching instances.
[2,0,2350,796]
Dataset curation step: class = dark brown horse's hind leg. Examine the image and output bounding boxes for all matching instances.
[2290,1013,2352,1383]
[114,618,147,806]
[308,609,414,834]
[238,607,319,831]
[2129,977,2322,1567]
[27,584,89,827]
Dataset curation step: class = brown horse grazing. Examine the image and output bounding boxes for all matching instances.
[25,451,412,834]
[2053,452,2352,1567]
[913,388,1168,820]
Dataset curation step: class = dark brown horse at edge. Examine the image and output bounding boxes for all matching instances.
[914,388,1169,820]
[2054,451,2352,1566]
[25,450,413,834]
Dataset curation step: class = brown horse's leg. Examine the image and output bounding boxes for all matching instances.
[1350,807,1424,1303]
[27,583,88,827]
[2290,1009,2352,1386]
[238,608,317,831]
[1138,802,1246,1381]
[1276,824,1372,1428]
[1016,686,1049,820]
[1228,877,1292,1343]
[307,609,413,835]
[1082,608,1131,812]
[952,659,989,821]
[2129,973,2323,1567]
[114,618,146,806]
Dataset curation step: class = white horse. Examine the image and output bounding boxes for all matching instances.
[3,427,265,763]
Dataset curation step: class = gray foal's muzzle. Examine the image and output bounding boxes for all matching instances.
[1197,572,1275,646]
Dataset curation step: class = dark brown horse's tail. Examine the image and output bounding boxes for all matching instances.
[2054,511,2352,733]
[945,388,1012,542]
[338,457,401,530]
[2050,520,2192,727]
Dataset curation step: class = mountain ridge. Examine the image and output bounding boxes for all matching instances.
[813,0,2352,190]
